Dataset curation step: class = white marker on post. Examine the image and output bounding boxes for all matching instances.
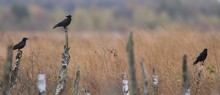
[38,74,46,95]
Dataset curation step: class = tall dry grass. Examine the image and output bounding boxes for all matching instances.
[0,27,219,95]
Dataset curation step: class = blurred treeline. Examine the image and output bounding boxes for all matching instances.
[0,0,220,31]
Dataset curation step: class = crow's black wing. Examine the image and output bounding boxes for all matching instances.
[197,51,206,60]
[193,51,204,65]
[53,18,69,29]
[13,42,21,50]
[13,41,25,50]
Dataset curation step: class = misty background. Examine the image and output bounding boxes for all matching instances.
[0,0,220,31]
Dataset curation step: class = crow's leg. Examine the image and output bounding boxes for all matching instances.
[200,61,204,66]
[63,27,68,32]
[64,27,67,29]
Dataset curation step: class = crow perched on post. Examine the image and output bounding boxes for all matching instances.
[193,48,208,65]
[13,37,28,50]
[53,15,72,29]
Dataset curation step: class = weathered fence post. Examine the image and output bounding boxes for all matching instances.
[55,28,71,95]
[182,55,190,95]
[3,44,13,95]
[122,73,129,95]
[152,66,158,95]
[73,66,80,95]
[38,74,46,95]
[197,66,204,82]
[140,58,149,95]
[194,64,203,94]
[126,32,138,95]
[10,50,22,88]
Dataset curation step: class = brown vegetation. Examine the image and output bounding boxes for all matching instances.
[0,27,220,95]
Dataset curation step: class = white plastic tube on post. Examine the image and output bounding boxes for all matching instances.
[122,73,129,95]
[38,74,46,95]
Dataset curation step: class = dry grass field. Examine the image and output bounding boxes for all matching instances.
[0,27,220,95]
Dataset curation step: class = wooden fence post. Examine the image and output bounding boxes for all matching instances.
[73,66,80,95]
[140,58,149,95]
[152,66,158,95]
[126,32,138,95]
[55,28,71,95]
[3,44,13,95]
[10,50,22,88]
[182,55,190,95]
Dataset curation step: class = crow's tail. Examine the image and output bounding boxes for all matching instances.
[193,60,199,65]
[53,25,57,29]
[12,46,17,50]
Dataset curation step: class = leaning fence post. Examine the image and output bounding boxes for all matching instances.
[140,58,149,95]
[3,44,13,95]
[55,28,71,95]
[38,74,46,95]
[152,66,158,95]
[73,66,80,95]
[126,32,138,95]
[10,50,22,88]
[182,55,190,95]
[122,73,129,95]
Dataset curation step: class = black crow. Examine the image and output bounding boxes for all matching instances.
[53,15,72,29]
[13,37,28,50]
[193,48,208,65]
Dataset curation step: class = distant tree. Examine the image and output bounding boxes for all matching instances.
[11,5,30,23]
